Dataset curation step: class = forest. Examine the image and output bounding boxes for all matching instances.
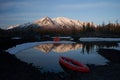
[0,21,120,38]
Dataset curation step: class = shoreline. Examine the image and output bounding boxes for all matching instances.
[0,38,120,80]
[5,37,120,54]
[0,50,120,80]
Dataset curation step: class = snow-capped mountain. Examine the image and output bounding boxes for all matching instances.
[7,23,33,30]
[7,16,96,35]
[35,16,59,29]
[8,16,96,30]
[35,17,96,29]
[35,16,55,25]
[53,17,83,27]
[7,24,20,29]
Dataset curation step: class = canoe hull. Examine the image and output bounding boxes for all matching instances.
[59,56,90,73]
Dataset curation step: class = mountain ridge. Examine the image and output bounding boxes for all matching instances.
[7,16,98,35]
[8,16,96,30]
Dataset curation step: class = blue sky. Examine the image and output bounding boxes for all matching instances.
[0,0,120,28]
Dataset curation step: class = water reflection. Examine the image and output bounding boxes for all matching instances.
[35,42,118,54]
[82,42,118,53]
[15,42,119,72]
[35,43,82,53]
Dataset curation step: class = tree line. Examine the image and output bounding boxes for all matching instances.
[0,21,120,38]
[77,21,120,37]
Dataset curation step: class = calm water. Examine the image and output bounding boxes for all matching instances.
[15,42,119,72]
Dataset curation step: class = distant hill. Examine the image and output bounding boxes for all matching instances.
[7,17,96,36]
[5,16,120,38]
[35,16,96,30]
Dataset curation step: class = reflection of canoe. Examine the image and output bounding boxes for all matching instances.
[54,37,60,42]
[59,56,90,73]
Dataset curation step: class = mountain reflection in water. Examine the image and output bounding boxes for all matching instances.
[35,44,82,53]
[35,42,118,53]
[15,42,119,72]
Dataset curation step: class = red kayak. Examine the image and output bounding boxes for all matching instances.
[59,56,90,73]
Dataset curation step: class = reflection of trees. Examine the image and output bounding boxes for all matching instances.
[35,42,118,54]
[95,42,118,48]
[82,43,94,54]
[81,42,118,54]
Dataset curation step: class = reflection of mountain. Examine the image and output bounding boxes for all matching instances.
[35,44,54,53]
[35,44,82,53]
[35,42,118,53]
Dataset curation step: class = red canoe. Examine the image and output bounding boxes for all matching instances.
[53,37,60,42]
[59,56,90,73]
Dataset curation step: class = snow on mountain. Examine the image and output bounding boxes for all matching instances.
[7,16,96,30]
[35,16,58,28]
[7,24,20,29]
[18,22,32,28]
[7,23,32,30]
[35,17,96,30]
[35,16,84,27]
[53,17,83,27]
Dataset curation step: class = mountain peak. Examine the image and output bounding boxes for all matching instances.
[8,16,96,31]
[41,16,51,20]
[35,16,55,25]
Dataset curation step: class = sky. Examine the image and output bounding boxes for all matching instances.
[0,0,120,29]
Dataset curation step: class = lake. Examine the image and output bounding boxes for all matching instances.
[15,42,120,72]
